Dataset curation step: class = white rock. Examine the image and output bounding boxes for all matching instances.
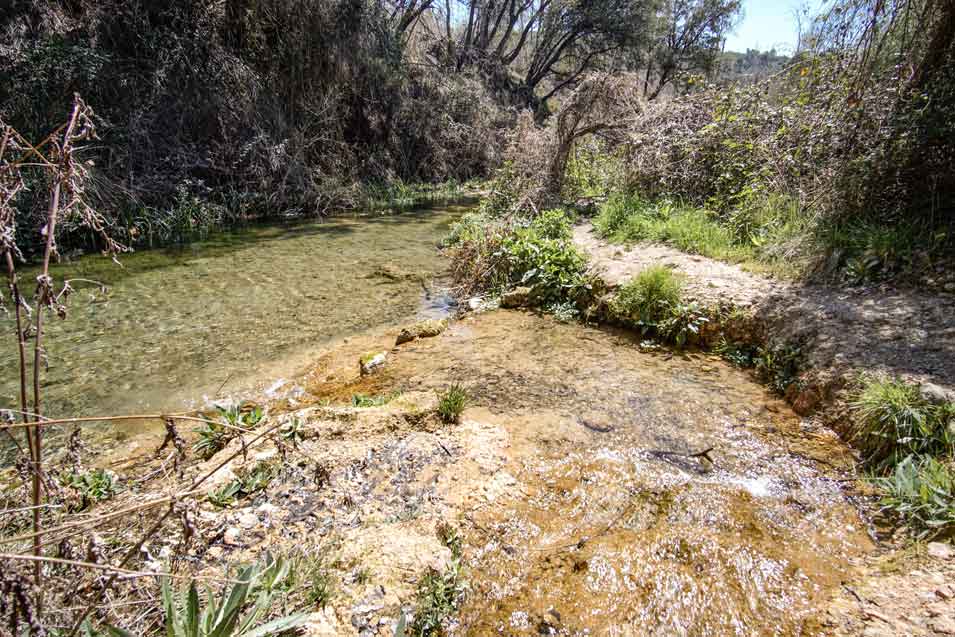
[223,527,242,545]
[238,512,259,529]
[927,542,955,560]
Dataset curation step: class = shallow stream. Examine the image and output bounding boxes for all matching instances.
[1,206,461,444]
[345,311,872,636]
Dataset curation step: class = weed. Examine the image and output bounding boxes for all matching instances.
[612,265,684,327]
[872,455,955,539]
[545,301,579,323]
[60,468,118,511]
[293,557,334,610]
[714,337,758,367]
[194,404,265,459]
[207,461,278,508]
[280,417,304,444]
[658,302,709,349]
[501,222,589,306]
[156,554,308,637]
[850,378,954,470]
[351,392,400,408]
[754,343,802,394]
[437,385,468,424]
[409,561,467,637]
[436,523,462,560]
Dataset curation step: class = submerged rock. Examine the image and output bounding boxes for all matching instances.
[501,286,533,309]
[396,318,448,345]
[360,351,387,376]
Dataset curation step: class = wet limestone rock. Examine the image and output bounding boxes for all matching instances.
[501,286,532,309]
[359,351,387,376]
[395,318,448,345]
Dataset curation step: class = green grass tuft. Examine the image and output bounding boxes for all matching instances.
[437,384,468,424]
[850,377,953,470]
[612,265,684,325]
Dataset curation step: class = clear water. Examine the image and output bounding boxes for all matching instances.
[0,206,462,441]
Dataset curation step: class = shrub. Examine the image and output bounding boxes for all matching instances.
[850,378,954,471]
[873,455,955,539]
[437,385,468,424]
[611,266,684,326]
[658,301,709,349]
[499,212,589,305]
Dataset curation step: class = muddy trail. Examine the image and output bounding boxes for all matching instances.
[262,309,873,635]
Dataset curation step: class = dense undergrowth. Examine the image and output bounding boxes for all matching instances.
[0,1,512,256]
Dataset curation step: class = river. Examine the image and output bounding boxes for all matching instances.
[1,205,462,451]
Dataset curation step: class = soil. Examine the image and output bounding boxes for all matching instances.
[574,224,955,396]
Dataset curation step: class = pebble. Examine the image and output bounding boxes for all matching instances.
[223,527,242,545]
[927,542,955,560]
[931,617,955,636]
[238,512,259,529]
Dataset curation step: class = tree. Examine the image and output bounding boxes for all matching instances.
[641,0,741,100]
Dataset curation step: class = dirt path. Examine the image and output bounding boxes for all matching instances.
[574,224,955,399]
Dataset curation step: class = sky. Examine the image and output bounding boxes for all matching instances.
[723,0,804,53]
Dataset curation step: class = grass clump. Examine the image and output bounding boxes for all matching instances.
[850,378,954,471]
[850,376,955,539]
[612,265,684,325]
[437,385,468,424]
[595,195,753,263]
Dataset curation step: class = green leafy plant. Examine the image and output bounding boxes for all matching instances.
[59,468,118,511]
[611,265,684,328]
[754,343,803,394]
[659,301,709,348]
[545,301,579,323]
[437,385,468,424]
[499,210,589,306]
[714,337,759,367]
[194,405,266,459]
[207,461,278,508]
[872,455,955,539]
[409,561,467,637]
[157,554,308,637]
[351,392,400,408]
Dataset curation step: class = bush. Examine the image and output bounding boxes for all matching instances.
[850,378,954,471]
[611,266,684,326]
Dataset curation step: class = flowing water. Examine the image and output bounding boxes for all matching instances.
[0,205,463,446]
[344,311,872,636]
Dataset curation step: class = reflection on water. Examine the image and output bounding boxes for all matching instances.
[0,207,462,438]
[357,311,871,636]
